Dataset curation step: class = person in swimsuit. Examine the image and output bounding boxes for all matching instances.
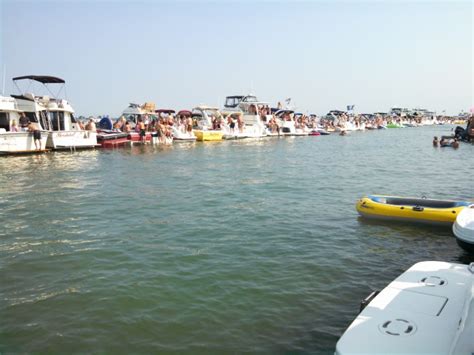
[28,121,42,150]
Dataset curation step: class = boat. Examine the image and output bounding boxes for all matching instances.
[120,102,156,143]
[386,122,404,128]
[96,116,131,147]
[12,75,97,150]
[453,205,474,252]
[222,95,269,139]
[274,109,308,136]
[336,261,474,355]
[0,95,49,154]
[192,106,224,141]
[172,110,196,141]
[356,195,472,225]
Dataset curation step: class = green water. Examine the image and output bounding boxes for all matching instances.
[1,126,473,353]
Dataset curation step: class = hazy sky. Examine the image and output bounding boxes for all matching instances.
[1,0,472,116]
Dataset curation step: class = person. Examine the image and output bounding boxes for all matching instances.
[78,120,85,130]
[19,112,30,130]
[85,119,96,132]
[452,138,459,149]
[28,121,42,150]
[10,119,19,132]
[186,115,193,135]
[138,118,146,143]
[249,104,257,115]
[123,121,131,133]
[227,114,235,134]
[432,136,439,147]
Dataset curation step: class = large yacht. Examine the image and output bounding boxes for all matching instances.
[0,95,48,153]
[12,75,97,150]
[222,94,269,139]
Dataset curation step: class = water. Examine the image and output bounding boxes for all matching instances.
[1,126,473,353]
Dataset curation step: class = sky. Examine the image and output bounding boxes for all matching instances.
[1,0,472,117]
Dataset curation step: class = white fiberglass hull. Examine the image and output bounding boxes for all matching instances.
[171,128,196,141]
[453,206,474,252]
[0,131,48,153]
[336,261,474,355]
[47,131,97,149]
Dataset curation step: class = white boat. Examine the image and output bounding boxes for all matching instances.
[13,75,97,150]
[222,95,268,139]
[0,95,48,153]
[192,106,225,141]
[453,205,474,252]
[170,110,196,142]
[336,261,474,355]
[274,109,308,136]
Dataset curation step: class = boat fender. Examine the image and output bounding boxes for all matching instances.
[412,206,424,212]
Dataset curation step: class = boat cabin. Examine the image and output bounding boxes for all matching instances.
[224,95,258,110]
[0,96,22,132]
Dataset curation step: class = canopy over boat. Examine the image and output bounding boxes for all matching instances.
[155,109,176,114]
[12,75,65,84]
[177,110,192,117]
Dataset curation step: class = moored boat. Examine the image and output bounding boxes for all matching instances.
[453,205,474,252]
[356,195,472,225]
[336,261,474,355]
[12,75,97,150]
[192,106,225,141]
[172,110,196,141]
[222,94,269,139]
[0,95,49,154]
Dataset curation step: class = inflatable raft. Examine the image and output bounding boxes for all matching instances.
[356,195,472,225]
[453,205,474,252]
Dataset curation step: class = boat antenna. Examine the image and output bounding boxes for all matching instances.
[1,65,5,95]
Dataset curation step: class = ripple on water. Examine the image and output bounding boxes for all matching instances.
[0,127,473,353]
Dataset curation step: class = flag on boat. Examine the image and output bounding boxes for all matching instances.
[347,105,355,111]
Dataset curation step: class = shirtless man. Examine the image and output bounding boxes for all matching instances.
[28,121,42,150]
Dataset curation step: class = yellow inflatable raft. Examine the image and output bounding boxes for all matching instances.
[356,195,472,225]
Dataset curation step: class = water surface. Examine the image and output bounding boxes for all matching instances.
[1,126,472,353]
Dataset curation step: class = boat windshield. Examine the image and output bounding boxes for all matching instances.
[204,109,221,118]
[0,112,9,131]
[25,112,39,123]
[224,97,243,108]
[50,111,65,130]
[242,96,258,103]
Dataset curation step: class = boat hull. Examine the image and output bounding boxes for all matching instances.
[356,195,471,225]
[336,261,474,354]
[0,131,49,153]
[453,206,474,252]
[194,130,223,141]
[47,131,98,149]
